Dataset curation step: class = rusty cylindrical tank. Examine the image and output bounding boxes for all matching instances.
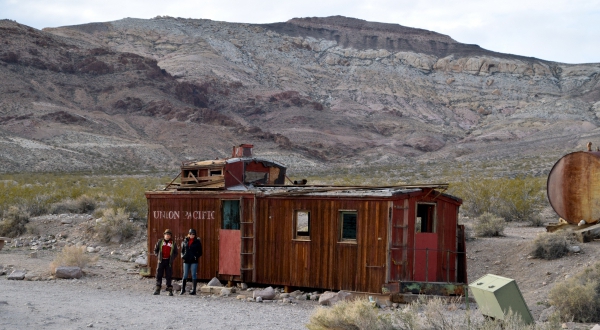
[547,151,600,224]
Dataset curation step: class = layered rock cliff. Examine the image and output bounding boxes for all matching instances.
[1,16,599,175]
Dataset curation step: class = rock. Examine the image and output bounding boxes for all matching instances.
[135,256,147,266]
[253,286,277,300]
[392,303,399,308]
[539,306,556,322]
[290,290,303,298]
[246,297,254,302]
[446,78,455,84]
[282,298,292,304]
[207,277,223,287]
[568,246,581,253]
[221,288,232,296]
[318,291,338,305]
[7,270,26,280]
[590,324,600,330]
[29,251,38,258]
[172,283,181,291]
[236,295,245,300]
[60,219,73,224]
[279,293,290,298]
[239,283,248,290]
[55,266,83,279]
[255,296,263,303]
[310,294,319,301]
[86,247,95,253]
[318,290,352,306]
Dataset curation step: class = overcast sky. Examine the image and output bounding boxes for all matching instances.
[2,0,599,64]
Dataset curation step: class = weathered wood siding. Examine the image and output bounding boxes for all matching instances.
[254,197,389,293]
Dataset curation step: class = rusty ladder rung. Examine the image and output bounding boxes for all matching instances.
[242,236,254,239]
[240,222,253,224]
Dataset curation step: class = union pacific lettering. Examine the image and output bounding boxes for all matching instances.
[152,210,215,220]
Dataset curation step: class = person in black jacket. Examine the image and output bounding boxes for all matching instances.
[153,229,178,296]
[180,228,202,295]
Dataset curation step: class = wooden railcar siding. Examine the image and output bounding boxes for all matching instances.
[254,198,389,293]
[146,189,463,293]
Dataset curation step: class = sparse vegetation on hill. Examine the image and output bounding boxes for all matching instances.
[0,173,168,220]
[549,262,600,323]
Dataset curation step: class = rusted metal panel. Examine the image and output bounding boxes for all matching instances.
[548,151,600,224]
[414,233,438,282]
[219,229,241,275]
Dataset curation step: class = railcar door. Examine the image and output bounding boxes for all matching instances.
[219,199,242,276]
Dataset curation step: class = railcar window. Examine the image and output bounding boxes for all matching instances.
[210,169,223,176]
[293,210,310,240]
[340,211,357,241]
[416,203,436,233]
[222,200,240,230]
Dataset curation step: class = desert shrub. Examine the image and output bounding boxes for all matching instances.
[25,222,40,235]
[95,208,135,243]
[0,206,30,237]
[495,176,546,223]
[548,262,600,322]
[530,231,572,260]
[50,194,96,214]
[474,212,505,237]
[50,245,97,273]
[449,175,545,224]
[307,298,395,330]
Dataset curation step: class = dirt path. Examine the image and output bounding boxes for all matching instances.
[0,245,316,330]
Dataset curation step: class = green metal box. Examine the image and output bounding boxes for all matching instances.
[469,274,534,325]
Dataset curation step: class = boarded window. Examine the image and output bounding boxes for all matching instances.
[222,200,240,230]
[293,210,310,240]
[210,169,222,176]
[340,211,357,241]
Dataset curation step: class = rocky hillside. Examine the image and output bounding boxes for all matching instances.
[1,16,599,175]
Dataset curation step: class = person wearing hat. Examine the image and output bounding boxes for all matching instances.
[180,228,202,295]
[153,229,178,296]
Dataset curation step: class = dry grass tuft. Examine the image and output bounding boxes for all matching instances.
[50,245,97,274]
[548,262,600,323]
[307,298,395,330]
[474,212,505,237]
[0,206,30,237]
[306,297,561,330]
[530,231,572,260]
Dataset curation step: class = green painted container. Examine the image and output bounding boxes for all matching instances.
[469,274,534,325]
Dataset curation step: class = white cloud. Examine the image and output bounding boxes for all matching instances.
[1,0,599,63]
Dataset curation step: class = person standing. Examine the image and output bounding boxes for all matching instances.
[180,228,202,295]
[153,229,178,296]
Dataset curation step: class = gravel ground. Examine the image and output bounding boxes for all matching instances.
[0,277,315,330]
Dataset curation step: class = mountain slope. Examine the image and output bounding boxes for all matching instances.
[1,16,599,174]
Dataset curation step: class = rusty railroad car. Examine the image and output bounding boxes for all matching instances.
[146,145,467,294]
